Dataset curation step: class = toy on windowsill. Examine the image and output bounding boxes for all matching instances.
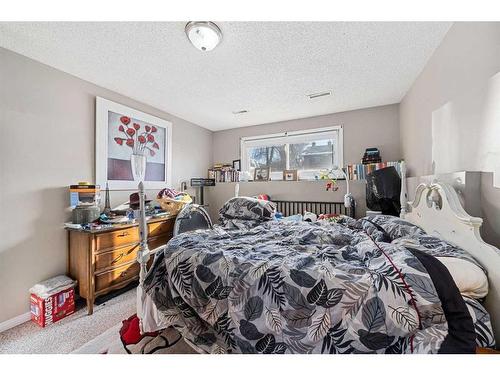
[315,169,339,191]
[326,181,338,191]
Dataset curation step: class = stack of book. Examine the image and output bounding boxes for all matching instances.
[208,163,240,183]
[347,161,402,180]
[362,148,382,164]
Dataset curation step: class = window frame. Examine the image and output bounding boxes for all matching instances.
[240,125,344,181]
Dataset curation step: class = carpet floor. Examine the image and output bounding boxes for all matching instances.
[72,319,198,354]
[0,288,136,354]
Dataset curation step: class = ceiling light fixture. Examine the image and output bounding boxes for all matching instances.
[232,110,249,115]
[185,21,222,52]
[307,91,332,99]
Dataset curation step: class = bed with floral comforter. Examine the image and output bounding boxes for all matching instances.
[142,198,495,354]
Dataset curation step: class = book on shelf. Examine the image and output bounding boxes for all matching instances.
[346,161,402,180]
[208,163,240,183]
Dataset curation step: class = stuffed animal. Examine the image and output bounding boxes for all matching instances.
[255,194,271,201]
[318,213,341,223]
[303,211,317,222]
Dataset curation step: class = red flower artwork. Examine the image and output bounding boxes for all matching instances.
[114,116,161,158]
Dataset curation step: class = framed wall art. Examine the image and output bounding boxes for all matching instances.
[96,97,172,190]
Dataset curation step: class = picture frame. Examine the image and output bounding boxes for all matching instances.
[95,97,172,190]
[254,167,271,182]
[232,159,241,171]
[283,169,298,181]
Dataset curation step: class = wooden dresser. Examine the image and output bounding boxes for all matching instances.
[66,215,176,314]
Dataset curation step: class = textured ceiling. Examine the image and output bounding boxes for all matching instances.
[0,22,451,131]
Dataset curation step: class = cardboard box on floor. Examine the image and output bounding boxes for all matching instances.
[29,276,76,328]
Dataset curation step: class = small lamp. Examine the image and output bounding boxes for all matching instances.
[333,165,353,209]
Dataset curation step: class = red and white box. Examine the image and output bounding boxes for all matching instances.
[29,276,76,328]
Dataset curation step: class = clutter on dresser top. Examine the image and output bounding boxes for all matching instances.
[64,182,190,231]
[69,182,101,224]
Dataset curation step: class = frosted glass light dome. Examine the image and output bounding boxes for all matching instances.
[185,21,222,52]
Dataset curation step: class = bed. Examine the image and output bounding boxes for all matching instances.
[134,169,500,354]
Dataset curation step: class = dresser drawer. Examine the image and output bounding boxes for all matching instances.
[148,234,171,251]
[94,228,139,251]
[95,261,140,292]
[68,215,176,315]
[95,243,139,271]
[148,219,174,238]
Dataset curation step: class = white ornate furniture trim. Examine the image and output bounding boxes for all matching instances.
[401,180,500,345]
[399,160,408,218]
[137,181,158,333]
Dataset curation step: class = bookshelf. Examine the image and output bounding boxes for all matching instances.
[208,163,240,183]
[347,161,402,181]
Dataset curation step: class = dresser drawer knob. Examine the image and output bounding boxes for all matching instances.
[118,231,130,237]
[120,271,127,278]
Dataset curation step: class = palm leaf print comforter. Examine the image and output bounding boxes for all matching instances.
[143,209,493,354]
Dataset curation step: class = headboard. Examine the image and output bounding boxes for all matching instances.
[272,200,355,218]
[401,179,500,346]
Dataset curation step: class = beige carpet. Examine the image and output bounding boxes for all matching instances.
[0,288,137,354]
[72,322,198,354]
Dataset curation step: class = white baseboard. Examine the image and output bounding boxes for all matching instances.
[0,312,31,333]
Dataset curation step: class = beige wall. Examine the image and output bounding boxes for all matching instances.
[213,104,401,166]
[0,48,213,323]
[208,104,401,221]
[400,22,500,247]
[400,22,500,179]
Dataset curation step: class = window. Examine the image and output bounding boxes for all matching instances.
[240,126,343,180]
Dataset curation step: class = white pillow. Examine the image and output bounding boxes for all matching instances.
[436,257,489,299]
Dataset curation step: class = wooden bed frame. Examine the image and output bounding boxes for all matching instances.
[399,161,500,345]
